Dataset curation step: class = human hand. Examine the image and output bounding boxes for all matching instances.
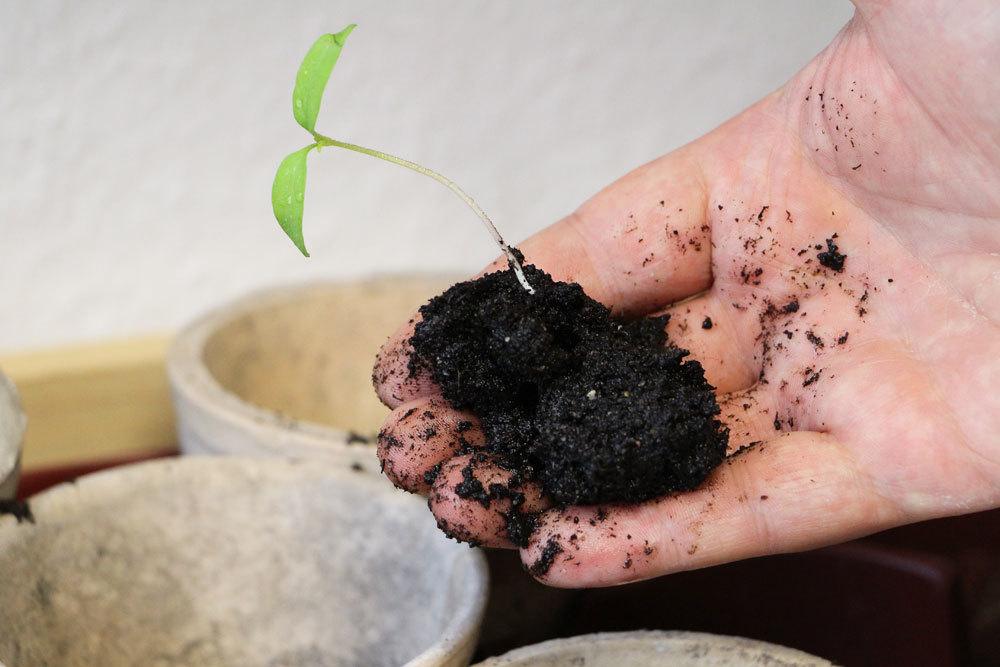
[373,0,1000,586]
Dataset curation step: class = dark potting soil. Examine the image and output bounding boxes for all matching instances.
[409,260,728,519]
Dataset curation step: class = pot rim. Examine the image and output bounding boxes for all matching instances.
[0,456,489,667]
[0,370,26,495]
[166,275,455,456]
[472,630,832,665]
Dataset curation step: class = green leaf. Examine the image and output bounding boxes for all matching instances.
[293,24,357,134]
[272,144,316,256]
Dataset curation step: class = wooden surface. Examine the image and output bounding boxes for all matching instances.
[0,336,176,469]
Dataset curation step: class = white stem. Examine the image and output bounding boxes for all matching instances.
[314,134,535,294]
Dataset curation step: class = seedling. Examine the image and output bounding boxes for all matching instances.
[272,25,534,293]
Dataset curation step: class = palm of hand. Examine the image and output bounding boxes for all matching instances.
[374,2,1000,586]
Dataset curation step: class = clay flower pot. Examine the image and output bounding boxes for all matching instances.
[473,631,832,666]
[167,277,451,471]
[0,371,26,500]
[0,457,488,667]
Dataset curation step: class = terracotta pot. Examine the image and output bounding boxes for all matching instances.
[167,277,452,472]
[0,371,26,500]
[0,457,487,667]
[472,631,832,666]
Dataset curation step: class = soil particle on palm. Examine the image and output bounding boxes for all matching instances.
[805,330,825,348]
[817,236,847,272]
[410,260,728,514]
[702,317,713,330]
[803,368,823,387]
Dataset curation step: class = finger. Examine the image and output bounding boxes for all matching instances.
[377,396,484,494]
[429,453,551,549]
[520,431,901,587]
[657,293,759,394]
[372,315,439,408]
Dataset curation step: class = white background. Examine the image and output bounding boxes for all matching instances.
[0,1,853,351]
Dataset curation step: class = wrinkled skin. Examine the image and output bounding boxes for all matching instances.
[373,0,1000,586]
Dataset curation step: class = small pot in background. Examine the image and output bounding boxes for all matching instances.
[0,457,487,667]
[0,370,26,500]
[167,276,452,472]
[472,631,832,666]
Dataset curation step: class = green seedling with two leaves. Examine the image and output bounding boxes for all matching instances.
[271,24,533,293]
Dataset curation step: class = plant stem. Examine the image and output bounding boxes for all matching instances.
[313,133,534,294]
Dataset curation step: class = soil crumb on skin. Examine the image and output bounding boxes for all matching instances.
[423,462,443,486]
[817,236,847,272]
[529,536,564,576]
[0,499,34,524]
[409,260,728,517]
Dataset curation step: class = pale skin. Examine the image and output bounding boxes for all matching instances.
[372,0,1000,587]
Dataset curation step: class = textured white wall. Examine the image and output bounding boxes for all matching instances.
[0,0,853,351]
